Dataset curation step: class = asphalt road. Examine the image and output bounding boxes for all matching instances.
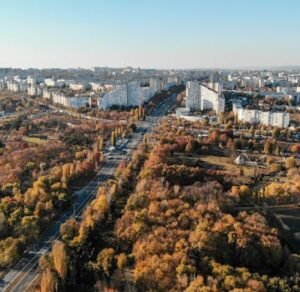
[0,93,177,292]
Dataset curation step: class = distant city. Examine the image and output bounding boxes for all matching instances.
[0,66,299,129]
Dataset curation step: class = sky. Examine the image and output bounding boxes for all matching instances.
[0,0,300,69]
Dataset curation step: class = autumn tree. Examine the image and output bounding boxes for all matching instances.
[52,241,69,280]
[95,248,116,277]
[264,140,272,155]
[285,157,296,169]
[111,131,116,146]
[40,268,59,292]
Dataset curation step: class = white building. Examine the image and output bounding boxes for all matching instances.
[69,83,85,91]
[52,92,69,106]
[45,78,65,88]
[140,87,151,104]
[0,80,6,91]
[99,84,128,109]
[7,81,19,92]
[43,89,52,99]
[27,76,37,86]
[186,81,201,110]
[127,81,141,106]
[150,78,163,96]
[233,103,290,128]
[66,96,90,108]
[240,77,265,89]
[90,82,103,92]
[28,86,42,96]
[45,78,57,87]
[98,79,160,110]
[186,81,225,114]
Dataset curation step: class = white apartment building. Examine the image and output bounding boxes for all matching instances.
[13,76,22,83]
[69,83,85,91]
[43,89,52,99]
[150,78,163,96]
[98,79,161,110]
[7,81,18,92]
[233,103,290,128]
[45,78,57,87]
[186,81,201,109]
[28,86,42,96]
[27,76,37,85]
[66,96,90,108]
[186,81,225,114]
[0,80,6,91]
[52,92,68,106]
[90,82,103,92]
[45,78,65,88]
[47,91,90,109]
[99,84,128,109]
[240,77,264,89]
[140,87,151,104]
[127,81,141,106]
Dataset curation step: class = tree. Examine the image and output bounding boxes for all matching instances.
[40,268,59,292]
[225,121,232,130]
[272,127,280,138]
[185,139,195,153]
[111,131,116,146]
[290,144,300,154]
[95,248,116,277]
[285,157,296,170]
[275,144,280,156]
[52,241,69,280]
[264,140,272,155]
[98,136,104,151]
[116,253,128,270]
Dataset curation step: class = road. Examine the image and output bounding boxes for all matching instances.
[0,93,177,292]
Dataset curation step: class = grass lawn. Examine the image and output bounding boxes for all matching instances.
[200,155,254,175]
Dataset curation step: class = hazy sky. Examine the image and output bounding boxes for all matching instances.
[0,0,300,69]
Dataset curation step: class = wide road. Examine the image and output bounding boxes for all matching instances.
[0,92,177,292]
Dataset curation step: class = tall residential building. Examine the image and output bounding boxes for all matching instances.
[28,86,42,96]
[0,80,6,91]
[43,89,52,99]
[149,78,163,96]
[98,79,161,110]
[186,81,225,114]
[186,81,201,109]
[99,84,128,109]
[127,81,141,106]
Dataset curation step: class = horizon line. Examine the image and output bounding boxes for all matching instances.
[1,65,300,71]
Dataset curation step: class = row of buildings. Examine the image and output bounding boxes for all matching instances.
[98,78,165,109]
[0,73,178,109]
[185,81,225,114]
[233,102,290,128]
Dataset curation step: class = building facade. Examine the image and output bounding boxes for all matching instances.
[186,81,225,114]
[233,103,290,128]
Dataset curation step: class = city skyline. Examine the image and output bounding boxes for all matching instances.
[1,0,300,69]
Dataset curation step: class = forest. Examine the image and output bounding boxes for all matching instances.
[37,116,300,291]
[0,106,142,270]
